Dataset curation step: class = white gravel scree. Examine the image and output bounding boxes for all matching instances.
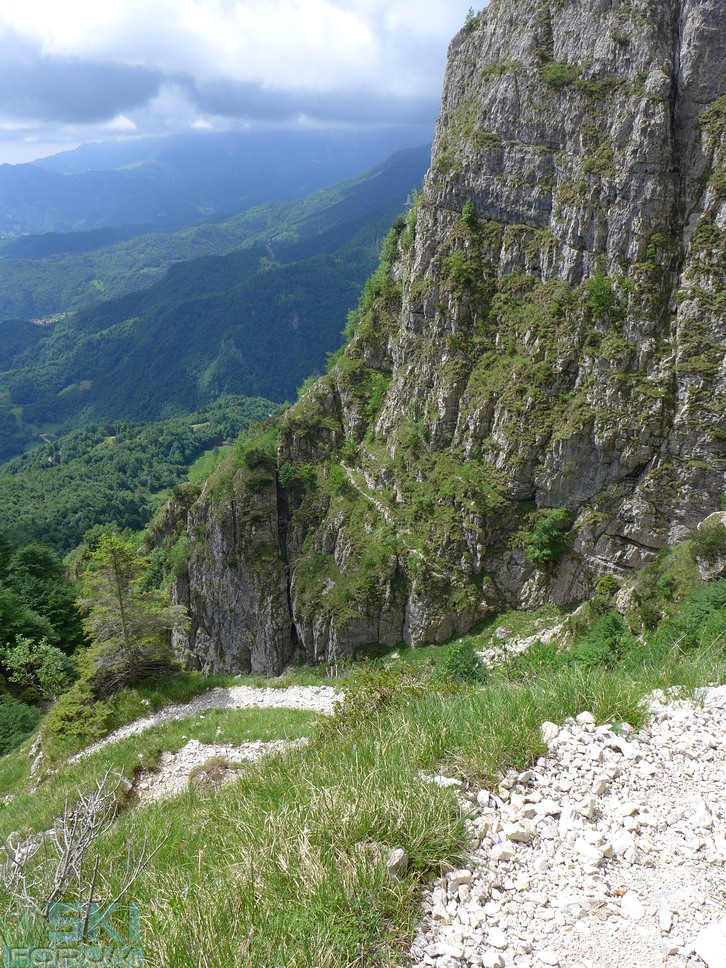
[71,684,339,761]
[411,686,726,968]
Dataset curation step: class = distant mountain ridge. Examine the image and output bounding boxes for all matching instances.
[0,128,433,237]
[0,145,431,458]
[0,145,431,320]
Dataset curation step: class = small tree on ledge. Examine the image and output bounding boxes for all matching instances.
[78,534,188,696]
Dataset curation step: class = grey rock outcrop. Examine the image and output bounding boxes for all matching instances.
[170,0,725,674]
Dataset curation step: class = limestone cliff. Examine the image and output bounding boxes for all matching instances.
[167,0,725,674]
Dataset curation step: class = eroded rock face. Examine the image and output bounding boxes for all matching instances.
[171,465,295,676]
[171,0,725,674]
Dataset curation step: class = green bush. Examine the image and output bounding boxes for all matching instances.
[543,62,580,89]
[41,681,112,761]
[526,508,570,564]
[587,269,619,316]
[319,665,427,738]
[5,635,74,700]
[327,463,352,496]
[634,560,678,630]
[691,522,726,565]
[0,695,41,755]
[442,640,489,684]
[593,573,621,614]
[565,613,638,670]
[462,198,477,229]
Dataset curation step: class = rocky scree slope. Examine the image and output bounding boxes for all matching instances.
[161,0,725,675]
[411,687,726,968]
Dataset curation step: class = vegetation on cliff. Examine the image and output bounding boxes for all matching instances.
[164,0,724,676]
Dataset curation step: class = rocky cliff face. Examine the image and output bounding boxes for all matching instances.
[167,0,725,675]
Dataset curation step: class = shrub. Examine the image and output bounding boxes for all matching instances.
[327,463,352,496]
[526,508,570,564]
[278,461,316,500]
[565,613,637,669]
[543,62,580,89]
[5,635,74,701]
[462,198,477,229]
[587,269,619,316]
[441,641,489,684]
[634,559,678,630]
[593,573,621,614]
[319,665,427,738]
[41,681,112,761]
[0,695,41,755]
[691,522,726,565]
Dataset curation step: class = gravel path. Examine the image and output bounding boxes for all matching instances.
[135,737,309,802]
[71,684,339,761]
[411,686,726,968]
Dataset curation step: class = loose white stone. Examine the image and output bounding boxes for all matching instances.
[535,799,562,817]
[541,722,560,744]
[535,950,560,966]
[448,869,473,888]
[387,848,409,877]
[490,844,516,862]
[574,838,604,866]
[488,927,507,949]
[503,822,536,843]
[694,917,726,968]
[481,954,505,968]
[620,891,646,920]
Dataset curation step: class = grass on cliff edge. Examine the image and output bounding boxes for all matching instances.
[0,579,724,967]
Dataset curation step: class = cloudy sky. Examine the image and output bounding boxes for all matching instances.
[0,0,478,164]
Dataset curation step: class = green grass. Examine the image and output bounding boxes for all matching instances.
[0,706,319,841]
[40,671,241,763]
[187,444,234,484]
[0,576,724,966]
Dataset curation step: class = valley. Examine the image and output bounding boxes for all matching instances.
[0,0,724,965]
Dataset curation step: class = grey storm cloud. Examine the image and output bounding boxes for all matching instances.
[0,35,162,123]
[185,77,440,125]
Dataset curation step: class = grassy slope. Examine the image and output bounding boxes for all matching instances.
[0,549,723,966]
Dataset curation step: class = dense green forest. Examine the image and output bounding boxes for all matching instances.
[0,395,274,552]
[0,147,430,458]
[0,146,430,319]
[0,535,84,753]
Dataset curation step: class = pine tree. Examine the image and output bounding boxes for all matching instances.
[78,535,188,695]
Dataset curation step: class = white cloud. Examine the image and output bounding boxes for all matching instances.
[102,114,138,131]
[0,0,481,161]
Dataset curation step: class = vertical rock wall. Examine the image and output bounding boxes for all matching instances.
[170,0,725,674]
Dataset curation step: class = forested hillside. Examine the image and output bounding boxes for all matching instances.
[0,395,273,552]
[0,146,431,319]
[0,147,430,458]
